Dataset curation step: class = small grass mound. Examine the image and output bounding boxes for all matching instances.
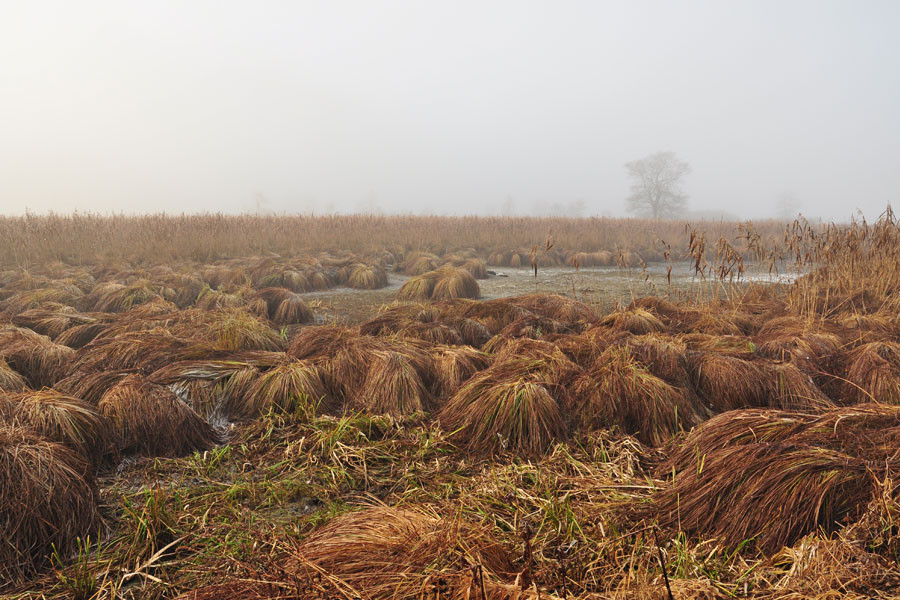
[239,361,331,419]
[98,375,219,457]
[439,366,566,456]
[843,341,900,404]
[292,505,513,600]
[11,389,116,464]
[570,346,707,445]
[599,307,667,335]
[353,350,435,417]
[0,424,101,584]
[348,263,389,290]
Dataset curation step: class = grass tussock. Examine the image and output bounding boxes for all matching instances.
[570,346,706,445]
[354,350,435,417]
[599,307,667,335]
[0,358,27,392]
[10,389,116,464]
[653,404,900,553]
[240,361,331,419]
[688,351,770,411]
[0,424,101,585]
[843,341,900,404]
[439,366,566,457]
[348,263,389,290]
[429,345,491,398]
[292,505,513,600]
[98,375,219,457]
[0,325,74,388]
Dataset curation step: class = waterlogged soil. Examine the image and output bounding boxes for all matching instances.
[300,263,780,324]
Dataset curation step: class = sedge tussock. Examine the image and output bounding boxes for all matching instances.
[430,267,480,300]
[0,358,27,392]
[397,273,436,301]
[599,307,667,335]
[507,293,598,325]
[0,424,101,585]
[240,361,331,419]
[0,324,74,388]
[688,351,771,411]
[292,505,513,600]
[11,389,116,464]
[439,368,566,456]
[348,263,388,290]
[653,442,874,554]
[353,350,434,417]
[272,294,314,326]
[570,346,706,446]
[428,344,490,398]
[202,309,285,351]
[843,341,900,404]
[98,375,219,457]
[53,369,132,405]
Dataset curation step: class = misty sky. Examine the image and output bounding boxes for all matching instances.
[1,1,898,220]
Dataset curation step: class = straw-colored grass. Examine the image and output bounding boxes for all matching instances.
[0,358,27,392]
[11,389,116,464]
[239,361,331,419]
[599,308,667,335]
[353,350,435,417]
[429,345,491,398]
[430,267,480,301]
[0,325,74,388]
[98,375,219,457]
[439,366,566,456]
[0,424,101,584]
[348,263,388,290]
[843,341,900,404]
[688,351,770,411]
[291,505,513,600]
[570,346,706,445]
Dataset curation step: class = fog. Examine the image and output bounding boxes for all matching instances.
[1,1,898,220]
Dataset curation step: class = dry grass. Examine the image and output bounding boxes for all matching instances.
[599,308,667,335]
[98,375,220,457]
[0,325,75,388]
[653,404,900,554]
[0,424,101,586]
[353,350,435,417]
[10,389,116,464]
[843,341,900,404]
[570,346,707,446]
[0,358,27,391]
[241,361,331,419]
[291,504,513,600]
[439,365,566,457]
[347,263,388,290]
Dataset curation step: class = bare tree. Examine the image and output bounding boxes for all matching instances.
[624,152,690,219]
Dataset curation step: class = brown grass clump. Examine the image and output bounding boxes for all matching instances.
[71,329,210,375]
[768,362,835,411]
[431,268,481,301]
[292,505,513,600]
[402,254,440,276]
[397,273,436,301]
[599,307,667,335]
[569,346,707,446]
[98,375,219,457]
[54,369,132,405]
[428,345,491,398]
[11,389,116,464]
[507,293,598,325]
[439,364,566,456]
[0,424,101,584]
[353,350,435,417]
[0,358,27,392]
[843,341,900,404]
[654,442,874,554]
[653,404,900,554]
[459,258,488,279]
[272,293,314,326]
[688,351,770,411]
[202,309,285,351]
[0,325,74,388]
[348,263,389,290]
[238,361,331,419]
[85,279,160,312]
